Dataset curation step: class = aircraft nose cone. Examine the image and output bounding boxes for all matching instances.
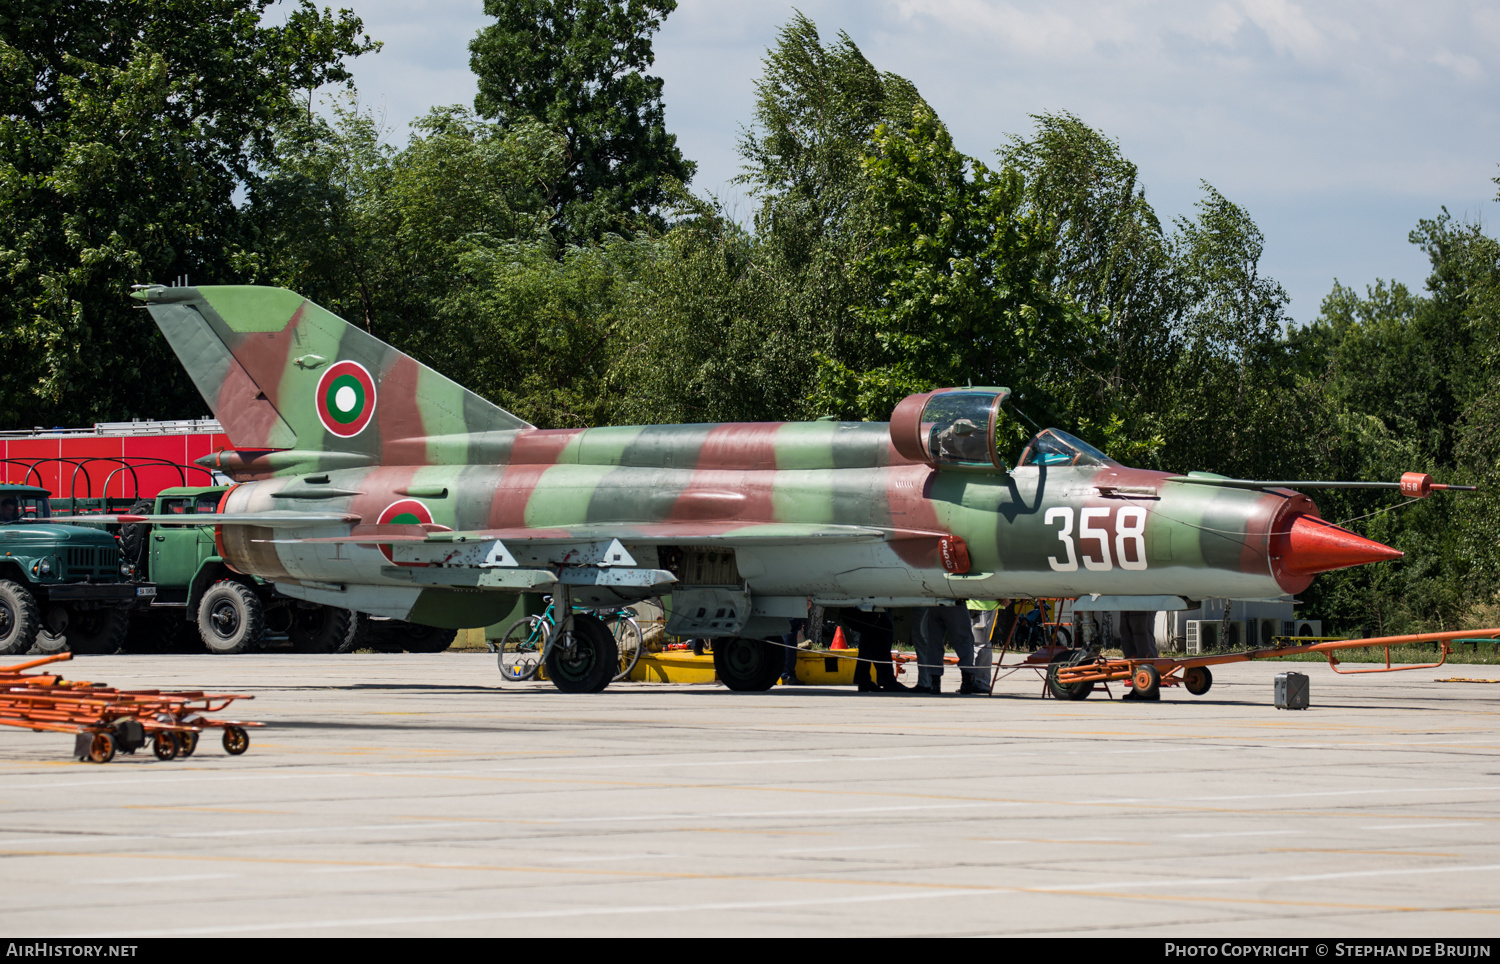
[1277,514,1404,576]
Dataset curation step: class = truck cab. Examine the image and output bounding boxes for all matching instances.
[123,486,359,654]
[0,484,148,656]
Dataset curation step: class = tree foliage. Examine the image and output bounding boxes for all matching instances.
[468,0,694,241]
[0,0,377,426]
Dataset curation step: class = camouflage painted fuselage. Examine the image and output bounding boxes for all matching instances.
[135,285,1374,634]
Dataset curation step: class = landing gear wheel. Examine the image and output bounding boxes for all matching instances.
[544,614,617,694]
[288,605,355,653]
[1132,663,1162,700]
[1046,649,1092,700]
[498,615,545,681]
[0,579,40,656]
[1183,665,1213,696]
[608,615,642,682]
[222,725,249,755]
[178,730,199,757]
[59,607,129,655]
[87,731,116,764]
[153,732,179,761]
[197,581,264,654]
[712,636,782,692]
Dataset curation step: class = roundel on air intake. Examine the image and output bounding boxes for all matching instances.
[316,360,377,438]
[377,499,432,565]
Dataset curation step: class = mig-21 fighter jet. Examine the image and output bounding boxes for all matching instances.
[85,285,1433,692]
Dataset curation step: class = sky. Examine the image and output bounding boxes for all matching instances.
[323,0,1500,324]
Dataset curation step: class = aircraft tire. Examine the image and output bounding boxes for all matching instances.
[712,636,781,692]
[1047,649,1092,701]
[197,581,264,655]
[545,614,617,693]
[1183,665,1213,696]
[288,605,355,653]
[0,579,40,656]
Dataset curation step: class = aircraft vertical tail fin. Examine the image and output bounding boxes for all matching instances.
[133,285,531,461]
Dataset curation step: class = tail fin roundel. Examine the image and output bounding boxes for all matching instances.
[134,285,531,460]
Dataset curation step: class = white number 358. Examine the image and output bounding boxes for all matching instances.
[1044,506,1147,572]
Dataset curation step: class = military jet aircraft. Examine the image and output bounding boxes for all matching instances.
[81,284,1430,692]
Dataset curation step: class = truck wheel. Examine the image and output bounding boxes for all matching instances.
[289,605,355,653]
[197,581,264,654]
[0,580,40,656]
[118,500,154,570]
[35,605,70,656]
[61,607,129,655]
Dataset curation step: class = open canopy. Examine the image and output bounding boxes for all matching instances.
[1017,428,1117,468]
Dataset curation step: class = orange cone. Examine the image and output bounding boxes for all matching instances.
[830,627,849,650]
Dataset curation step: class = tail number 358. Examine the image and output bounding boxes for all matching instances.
[1044,506,1148,572]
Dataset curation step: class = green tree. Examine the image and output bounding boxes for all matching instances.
[1000,113,1179,458]
[817,104,1103,448]
[468,0,694,241]
[0,0,377,426]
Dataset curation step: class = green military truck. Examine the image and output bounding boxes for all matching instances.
[117,485,359,654]
[119,486,455,654]
[0,484,149,656]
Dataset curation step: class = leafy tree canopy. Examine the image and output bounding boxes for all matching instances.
[0,0,378,426]
[469,0,694,242]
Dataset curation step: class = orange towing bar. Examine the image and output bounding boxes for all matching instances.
[1047,627,1500,700]
[0,653,261,763]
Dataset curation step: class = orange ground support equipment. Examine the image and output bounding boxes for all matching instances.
[0,653,261,763]
[1043,627,1500,701]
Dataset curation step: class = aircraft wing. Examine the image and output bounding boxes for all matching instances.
[271,521,908,546]
[50,512,361,527]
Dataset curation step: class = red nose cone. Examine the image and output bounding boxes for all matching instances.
[1278,515,1404,576]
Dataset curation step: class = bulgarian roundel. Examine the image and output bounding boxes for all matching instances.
[377,499,432,564]
[316,360,377,438]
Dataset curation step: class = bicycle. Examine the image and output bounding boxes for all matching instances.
[497,598,643,683]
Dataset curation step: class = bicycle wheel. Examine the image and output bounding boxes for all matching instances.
[607,615,642,682]
[498,615,547,681]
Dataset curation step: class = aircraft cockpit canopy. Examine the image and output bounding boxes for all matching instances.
[1017,428,1117,468]
[889,388,1012,470]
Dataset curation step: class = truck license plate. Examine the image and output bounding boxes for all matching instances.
[136,587,157,596]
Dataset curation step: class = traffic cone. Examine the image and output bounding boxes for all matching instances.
[830,627,848,649]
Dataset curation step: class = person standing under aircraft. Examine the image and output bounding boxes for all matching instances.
[916,602,974,694]
[964,599,1001,694]
[842,608,909,693]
